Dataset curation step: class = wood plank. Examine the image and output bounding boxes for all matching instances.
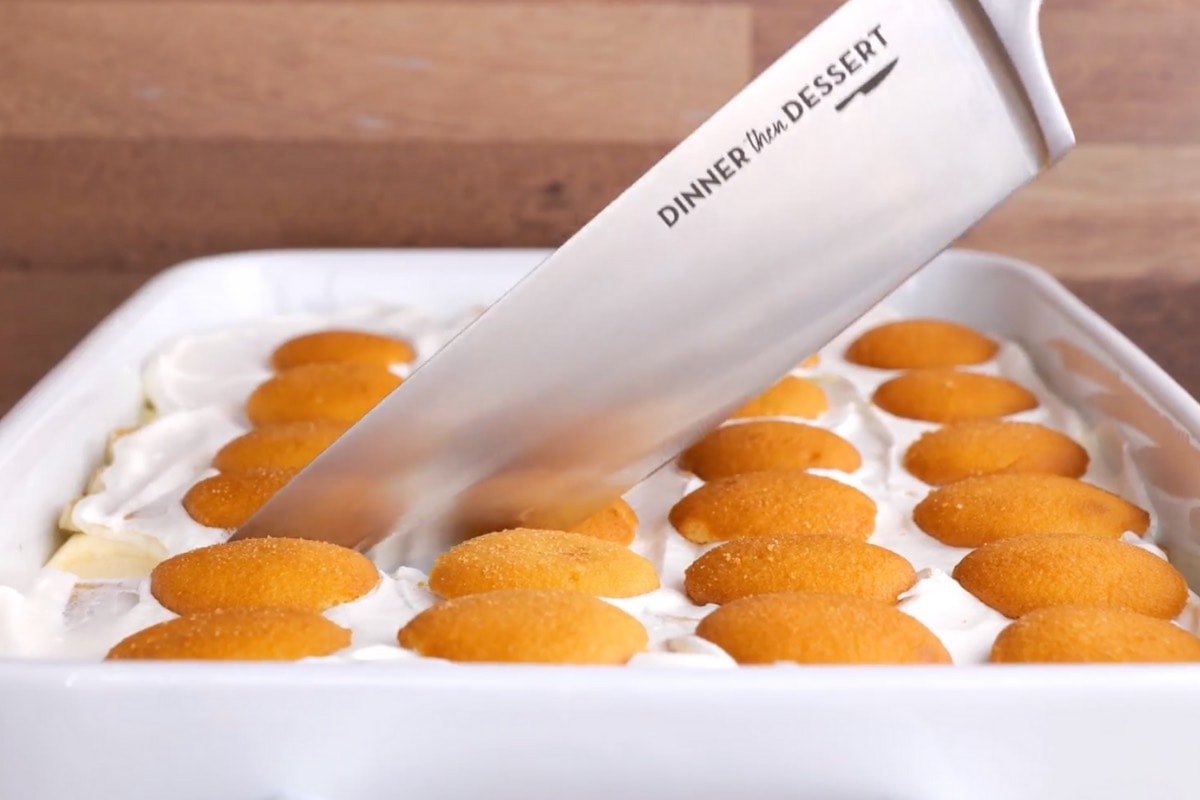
[753,5,1200,144]
[1040,8,1200,145]
[0,0,1197,412]
[2,0,1182,6]
[2,140,1196,278]
[750,0,834,71]
[1048,0,1195,10]
[0,139,668,271]
[0,271,147,415]
[0,0,745,3]
[0,2,751,143]
[958,145,1200,279]
[1067,279,1200,399]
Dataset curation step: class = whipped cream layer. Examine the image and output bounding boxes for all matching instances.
[2,301,1193,665]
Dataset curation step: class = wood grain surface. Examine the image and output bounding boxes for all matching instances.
[1,0,1199,413]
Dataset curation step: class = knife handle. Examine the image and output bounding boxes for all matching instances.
[975,0,1074,164]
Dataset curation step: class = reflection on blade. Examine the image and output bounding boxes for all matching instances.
[234,0,1073,569]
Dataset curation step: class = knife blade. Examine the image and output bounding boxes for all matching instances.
[233,0,1074,569]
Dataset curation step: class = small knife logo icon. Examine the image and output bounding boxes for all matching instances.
[836,57,900,112]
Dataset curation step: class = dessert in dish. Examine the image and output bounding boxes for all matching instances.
[668,471,877,544]
[565,499,639,545]
[182,468,295,529]
[694,592,952,665]
[397,588,649,665]
[951,534,1188,620]
[245,362,402,425]
[683,534,917,606]
[5,301,1199,667]
[150,538,380,614]
[843,318,999,370]
[212,421,349,473]
[903,420,1089,485]
[427,529,660,599]
[729,375,827,419]
[678,421,862,479]
[913,473,1151,547]
[872,369,1039,422]
[269,330,416,370]
[989,606,1200,664]
[107,607,351,661]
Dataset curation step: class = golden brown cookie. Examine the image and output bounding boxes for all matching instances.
[428,528,660,598]
[913,473,1150,547]
[107,607,351,661]
[951,534,1187,619]
[151,537,379,614]
[845,319,998,369]
[904,420,1089,485]
[245,362,402,426]
[565,498,639,545]
[989,605,1200,663]
[731,376,828,420]
[679,421,861,480]
[695,592,950,665]
[872,369,1038,423]
[271,329,416,370]
[397,588,648,664]
[668,471,876,544]
[182,468,295,529]
[212,421,348,473]
[684,533,916,605]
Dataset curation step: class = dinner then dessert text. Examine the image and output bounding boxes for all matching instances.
[655,23,892,230]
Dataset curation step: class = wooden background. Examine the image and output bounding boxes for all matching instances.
[2,0,1198,413]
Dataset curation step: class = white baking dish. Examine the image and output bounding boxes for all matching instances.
[1,248,1198,800]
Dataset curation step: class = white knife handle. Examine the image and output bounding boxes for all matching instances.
[976,0,1074,163]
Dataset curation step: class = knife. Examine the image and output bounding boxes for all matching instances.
[233,0,1074,569]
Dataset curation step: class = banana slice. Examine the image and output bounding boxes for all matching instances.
[47,533,165,580]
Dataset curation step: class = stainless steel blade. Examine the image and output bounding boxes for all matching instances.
[233,0,1074,568]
